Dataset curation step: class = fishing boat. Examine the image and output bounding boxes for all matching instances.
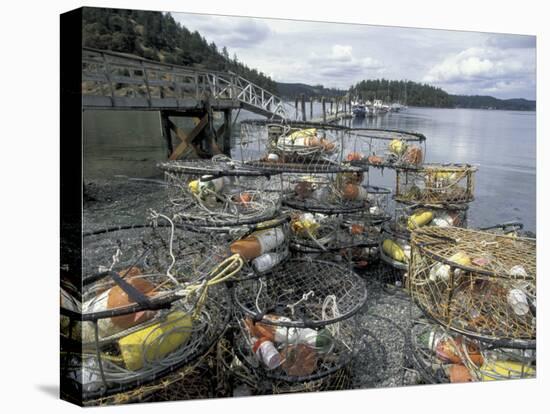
[351,101,367,117]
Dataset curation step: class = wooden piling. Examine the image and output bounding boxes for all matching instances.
[310,97,314,120]
[301,93,306,122]
[160,110,173,158]
[321,97,326,123]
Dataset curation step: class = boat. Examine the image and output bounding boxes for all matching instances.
[351,101,367,117]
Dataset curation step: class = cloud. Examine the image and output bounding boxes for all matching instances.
[486,35,536,49]
[173,14,272,48]
[423,47,531,83]
[306,45,383,82]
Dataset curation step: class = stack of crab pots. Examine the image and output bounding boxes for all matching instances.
[232,120,371,393]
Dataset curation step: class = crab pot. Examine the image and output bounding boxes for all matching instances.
[282,171,372,215]
[158,158,283,228]
[232,259,367,383]
[61,280,232,402]
[409,319,535,385]
[408,227,536,347]
[345,128,426,169]
[289,212,381,270]
[74,345,219,406]
[394,164,477,205]
[216,331,352,396]
[393,203,469,235]
[238,120,355,173]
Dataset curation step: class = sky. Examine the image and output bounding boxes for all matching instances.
[171,12,536,100]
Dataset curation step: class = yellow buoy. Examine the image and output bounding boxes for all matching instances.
[480,360,535,381]
[407,210,434,230]
[288,128,317,141]
[389,139,407,156]
[188,180,200,195]
[382,239,407,263]
[118,311,193,371]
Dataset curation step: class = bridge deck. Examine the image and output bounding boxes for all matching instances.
[81,48,294,118]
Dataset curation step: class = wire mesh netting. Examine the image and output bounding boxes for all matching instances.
[288,212,381,269]
[408,226,536,346]
[395,164,477,205]
[345,128,427,170]
[61,220,243,401]
[158,157,283,227]
[232,259,367,382]
[238,120,360,173]
[409,318,535,384]
[391,203,469,237]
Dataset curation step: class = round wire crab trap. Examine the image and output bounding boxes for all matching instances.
[158,157,283,228]
[282,172,370,215]
[62,218,243,401]
[392,203,469,236]
[345,128,426,169]
[394,163,477,205]
[408,226,536,347]
[75,344,219,406]
[61,280,233,402]
[409,318,535,384]
[288,212,381,269]
[238,119,358,173]
[232,259,367,382]
[216,330,353,396]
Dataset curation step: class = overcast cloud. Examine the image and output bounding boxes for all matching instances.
[172,13,535,99]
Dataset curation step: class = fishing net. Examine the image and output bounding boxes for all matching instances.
[408,227,536,347]
[395,164,477,205]
[409,318,535,385]
[238,120,358,173]
[232,259,367,382]
[345,128,426,169]
[158,156,283,227]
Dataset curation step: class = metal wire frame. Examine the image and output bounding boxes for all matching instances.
[75,342,219,406]
[391,202,469,238]
[282,173,371,215]
[408,318,535,385]
[289,213,380,259]
[233,258,368,328]
[159,159,284,228]
[82,223,230,287]
[233,312,362,383]
[61,284,232,402]
[216,332,353,395]
[394,164,477,205]
[408,227,536,347]
[345,128,427,170]
[238,119,361,173]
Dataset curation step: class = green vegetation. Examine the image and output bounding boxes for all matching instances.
[276,83,346,99]
[82,7,278,93]
[449,95,536,111]
[349,79,452,107]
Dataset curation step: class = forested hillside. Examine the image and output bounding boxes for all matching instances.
[82,8,278,93]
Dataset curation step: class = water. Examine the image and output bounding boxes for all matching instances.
[344,108,536,233]
[83,106,536,233]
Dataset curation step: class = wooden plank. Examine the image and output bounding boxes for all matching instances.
[168,114,208,160]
